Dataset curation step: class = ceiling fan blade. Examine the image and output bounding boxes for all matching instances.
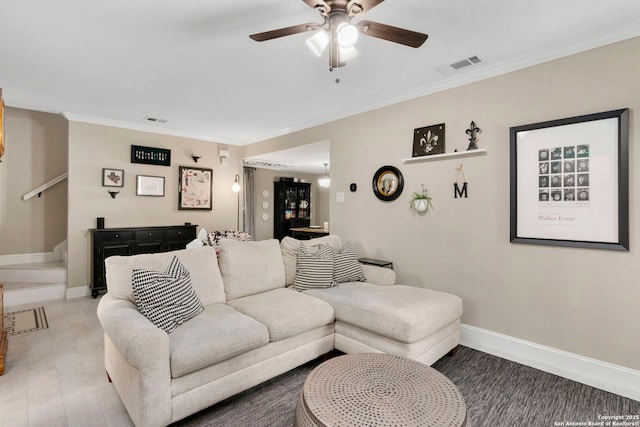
[302,0,329,10]
[356,20,428,48]
[348,0,386,14]
[250,23,321,42]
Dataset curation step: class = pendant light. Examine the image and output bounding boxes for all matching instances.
[318,163,330,188]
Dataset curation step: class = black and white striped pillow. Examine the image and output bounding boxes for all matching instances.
[132,256,204,333]
[333,241,366,283]
[292,244,335,291]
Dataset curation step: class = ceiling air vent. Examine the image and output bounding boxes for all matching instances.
[144,116,168,124]
[435,56,482,75]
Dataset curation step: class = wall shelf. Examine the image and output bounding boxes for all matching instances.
[402,148,487,164]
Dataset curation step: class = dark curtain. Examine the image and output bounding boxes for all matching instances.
[243,167,256,237]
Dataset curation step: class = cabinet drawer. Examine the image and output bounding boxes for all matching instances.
[166,228,195,241]
[97,231,133,242]
[136,229,165,241]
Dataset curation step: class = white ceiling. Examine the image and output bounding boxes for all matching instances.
[244,140,330,174]
[2,1,640,170]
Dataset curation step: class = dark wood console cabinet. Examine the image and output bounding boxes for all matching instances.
[90,224,197,297]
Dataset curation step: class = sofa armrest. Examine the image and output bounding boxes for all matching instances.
[361,264,396,286]
[97,293,170,368]
[97,293,171,427]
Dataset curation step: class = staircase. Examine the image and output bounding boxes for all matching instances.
[0,242,68,309]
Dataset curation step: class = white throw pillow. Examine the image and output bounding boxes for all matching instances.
[132,256,204,334]
[292,244,336,291]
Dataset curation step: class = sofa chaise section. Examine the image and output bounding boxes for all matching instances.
[304,283,462,365]
[282,235,463,366]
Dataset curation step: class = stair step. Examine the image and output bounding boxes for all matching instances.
[3,282,66,309]
[0,261,66,284]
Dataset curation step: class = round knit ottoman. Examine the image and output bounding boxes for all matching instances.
[295,353,467,427]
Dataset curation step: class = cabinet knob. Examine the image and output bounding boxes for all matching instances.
[115,234,119,238]
[148,233,152,236]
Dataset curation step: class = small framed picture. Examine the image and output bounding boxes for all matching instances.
[102,168,124,187]
[136,175,165,197]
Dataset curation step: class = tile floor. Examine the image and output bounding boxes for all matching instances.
[0,296,133,427]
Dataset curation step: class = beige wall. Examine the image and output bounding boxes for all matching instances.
[0,107,68,256]
[246,37,640,371]
[67,122,242,289]
[251,168,329,241]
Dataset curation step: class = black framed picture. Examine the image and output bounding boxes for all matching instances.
[510,108,629,251]
[179,166,213,210]
[131,145,171,166]
[412,123,445,157]
[102,168,124,187]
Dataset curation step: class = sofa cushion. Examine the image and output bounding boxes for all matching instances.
[304,283,463,344]
[132,256,204,334]
[292,244,336,291]
[281,235,342,286]
[218,239,286,301]
[332,241,366,284]
[169,304,269,378]
[227,288,335,342]
[105,247,226,305]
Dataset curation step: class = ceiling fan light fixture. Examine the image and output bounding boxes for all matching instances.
[306,30,330,57]
[339,46,359,61]
[337,23,359,48]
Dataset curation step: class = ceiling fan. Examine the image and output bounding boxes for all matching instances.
[249,0,428,70]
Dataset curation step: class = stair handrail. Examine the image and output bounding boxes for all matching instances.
[22,172,68,201]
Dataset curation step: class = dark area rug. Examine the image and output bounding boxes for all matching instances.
[173,346,639,426]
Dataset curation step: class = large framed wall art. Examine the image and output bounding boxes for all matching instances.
[510,108,629,251]
[179,166,212,210]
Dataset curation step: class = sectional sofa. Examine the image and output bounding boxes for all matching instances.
[96,235,462,427]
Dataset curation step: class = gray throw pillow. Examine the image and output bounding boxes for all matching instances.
[132,256,204,333]
[292,244,335,291]
[332,241,366,283]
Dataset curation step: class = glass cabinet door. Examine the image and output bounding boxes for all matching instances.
[297,186,309,219]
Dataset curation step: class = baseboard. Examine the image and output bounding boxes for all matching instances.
[66,285,90,299]
[0,252,55,266]
[460,324,640,402]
